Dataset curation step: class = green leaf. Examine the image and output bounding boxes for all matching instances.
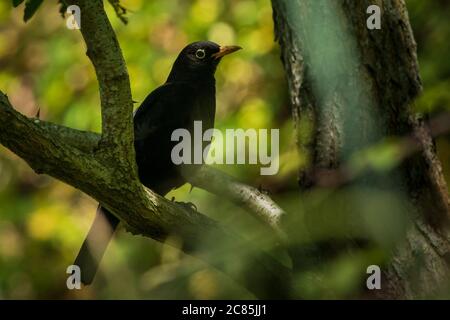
[23,0,44,22]
[12,0,25,7]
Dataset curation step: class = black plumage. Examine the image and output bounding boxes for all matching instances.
[74,41,241,284]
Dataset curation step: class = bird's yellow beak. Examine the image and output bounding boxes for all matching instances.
[212,45,242,59]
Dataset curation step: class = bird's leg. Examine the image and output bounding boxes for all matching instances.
[258,184,270,195]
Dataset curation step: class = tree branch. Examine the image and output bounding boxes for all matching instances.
[188,166,288,240]
[72,0,135,172]
[0,92,96,179]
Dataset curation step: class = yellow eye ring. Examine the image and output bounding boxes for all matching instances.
[195,49,206,59]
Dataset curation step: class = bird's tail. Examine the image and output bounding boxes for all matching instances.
[74,205,120,285]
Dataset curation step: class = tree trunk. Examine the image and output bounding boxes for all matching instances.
[272,0,449,298]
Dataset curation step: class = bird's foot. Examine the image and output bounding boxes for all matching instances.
[258,184,270,195]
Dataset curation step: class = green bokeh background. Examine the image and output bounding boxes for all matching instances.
[0,0,448,299]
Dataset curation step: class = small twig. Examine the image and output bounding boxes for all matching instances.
[107,0,129,24]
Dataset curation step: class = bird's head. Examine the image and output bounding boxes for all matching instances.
[167,41,242,83]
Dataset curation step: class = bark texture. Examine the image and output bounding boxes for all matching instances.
[272,0,449,298]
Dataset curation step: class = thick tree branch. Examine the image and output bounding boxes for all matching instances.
[72,0,135,172]
[0,92,96,180]
[38,122,100,153]
[188,166,288,240]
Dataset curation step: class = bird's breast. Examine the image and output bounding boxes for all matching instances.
[190,84,216,129]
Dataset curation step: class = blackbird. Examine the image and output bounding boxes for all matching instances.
[74,41,241,284]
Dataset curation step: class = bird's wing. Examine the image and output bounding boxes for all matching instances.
[133,82,195,141]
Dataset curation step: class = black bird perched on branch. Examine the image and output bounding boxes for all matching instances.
[74,41,242,285]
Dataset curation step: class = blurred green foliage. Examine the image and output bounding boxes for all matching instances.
[0,0,448,299]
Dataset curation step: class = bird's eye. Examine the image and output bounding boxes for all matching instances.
[195,49,206,59]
